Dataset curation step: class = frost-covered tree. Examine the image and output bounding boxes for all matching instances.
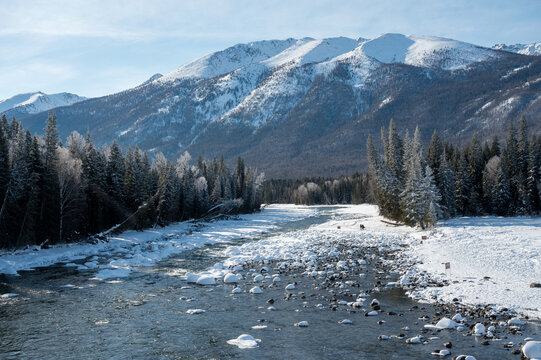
[57,147,83,242]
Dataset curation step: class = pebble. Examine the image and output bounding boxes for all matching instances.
[249,286,263,294]
[294,321,309,327]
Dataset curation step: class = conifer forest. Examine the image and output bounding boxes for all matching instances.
[0,114,263,249]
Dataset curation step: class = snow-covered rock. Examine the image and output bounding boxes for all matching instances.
[406,336,423,344]
[186,309,205,315]
[224,273,241,283]
[508,317,525,326]
[227,334,261,349]
[431,349,451,356]
[249,286,263,294]
[435,317,459,329]
[196,275,216,286]
[285,283,296,291]
[522,341,541,360]
[473,323,486,336]
[253,274,264,282]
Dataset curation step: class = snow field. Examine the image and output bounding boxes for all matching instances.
[405,216,541,319]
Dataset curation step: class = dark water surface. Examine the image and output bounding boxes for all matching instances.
[0,208,539,359]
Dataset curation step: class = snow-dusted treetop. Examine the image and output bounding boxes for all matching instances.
[156,33,503,84]
[0,91,86,114]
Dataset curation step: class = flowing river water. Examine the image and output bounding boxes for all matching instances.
[0,207,539,359]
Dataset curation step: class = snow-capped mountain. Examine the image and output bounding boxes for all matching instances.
[493,42,541,56]
[16,34,541,177]
[0,91,86,115]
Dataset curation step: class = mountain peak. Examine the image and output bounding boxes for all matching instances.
[0,91,86,115]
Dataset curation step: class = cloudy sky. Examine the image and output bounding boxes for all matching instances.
[1,0,540,100]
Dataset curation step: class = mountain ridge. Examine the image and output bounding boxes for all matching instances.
[7,34,541,177]
[0,91,86,115]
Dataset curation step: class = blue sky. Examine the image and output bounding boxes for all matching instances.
[1,0,540,100]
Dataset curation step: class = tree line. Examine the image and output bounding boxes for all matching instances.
[0,114,263,249]
[368,117,541,228]
[262,174,374,205]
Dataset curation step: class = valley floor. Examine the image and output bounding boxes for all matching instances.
[1,204,540,359]
[1,204,540,319]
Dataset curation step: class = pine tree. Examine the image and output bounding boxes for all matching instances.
[428,130,443,180]
[490,136,501,157]
[467,133,484,214]
[400,149,426,228]
[437,151,456,218]
[0,115,10,209]
[525,140,540,213]
[17,135,42,245]
[106,141,125,201]
[40,113,61,243]
[385,119,404,182]
[0,129,31,247]
[454,151,471,216]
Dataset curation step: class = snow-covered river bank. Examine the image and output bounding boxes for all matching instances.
[1,205,540,359]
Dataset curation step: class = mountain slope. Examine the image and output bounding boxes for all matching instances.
[0,91,86,115]
[15,34,541,178]
[493,42,541,56]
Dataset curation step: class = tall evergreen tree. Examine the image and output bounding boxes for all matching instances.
[40,113,61,243]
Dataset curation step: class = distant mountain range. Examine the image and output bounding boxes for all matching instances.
[4,34,541,177]
[492,42,541,56]
[0,91,86,115]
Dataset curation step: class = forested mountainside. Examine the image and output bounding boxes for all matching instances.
[8,34,541,178]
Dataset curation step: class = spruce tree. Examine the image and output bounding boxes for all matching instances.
[0,116,10,209]
[40,113,61,243]
[437,151,456,218]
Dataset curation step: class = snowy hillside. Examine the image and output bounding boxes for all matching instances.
[0,91,86,115]
[360,33,497,70]
[493,42,541,56]
[159,34,499,85]
[17,33,541,177]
